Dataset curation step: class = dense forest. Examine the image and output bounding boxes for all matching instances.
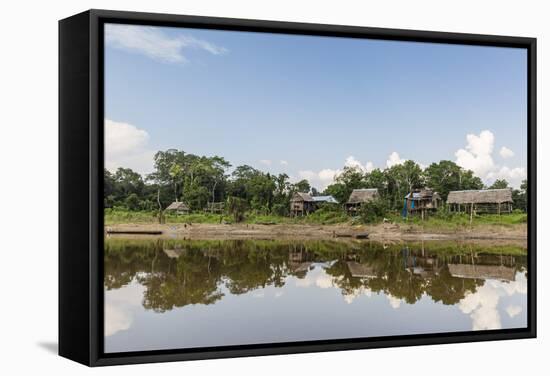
[104,149,528,217]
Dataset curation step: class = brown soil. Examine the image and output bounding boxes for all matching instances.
[105,222,527,245]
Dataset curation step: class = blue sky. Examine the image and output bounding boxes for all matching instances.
[104,23,527,188]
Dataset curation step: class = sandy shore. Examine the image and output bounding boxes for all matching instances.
[105,222,527,244]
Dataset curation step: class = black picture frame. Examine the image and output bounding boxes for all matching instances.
[59,9,537,367]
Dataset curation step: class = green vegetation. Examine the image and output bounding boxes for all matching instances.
[104,148,528,225]
[104,237,526,311]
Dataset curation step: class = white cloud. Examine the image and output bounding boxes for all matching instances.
[105,119,155,175]
[486,166,527,185]
[104,303,132,337]
[259,159,272,166]
[506,305,522,318]
[105,24,227,63]
[386,152,405,168]
[344,156,374,173]
[458,272,527,331]
[296,156,377,191]
[455,130,495,178]
[499,146,515,159]
[298,168,340,191]
[280,160,288,166]
[455,130,526,188]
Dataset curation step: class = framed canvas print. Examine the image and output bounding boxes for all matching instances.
[59,9,536,366]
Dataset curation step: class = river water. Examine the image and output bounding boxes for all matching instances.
[104,238,527,353]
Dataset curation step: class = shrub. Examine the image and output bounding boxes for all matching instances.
[358,198,388,224]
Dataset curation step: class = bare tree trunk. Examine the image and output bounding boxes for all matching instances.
[157,188,164,224]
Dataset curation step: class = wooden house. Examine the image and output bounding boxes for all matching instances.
[447,188,513,215]
[403,188,441,219]
[290,192,315,216]
[165,201,190,215]
[345,188,379,215]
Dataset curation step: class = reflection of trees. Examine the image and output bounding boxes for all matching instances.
[138,250,224,313]
[104,238,527,311]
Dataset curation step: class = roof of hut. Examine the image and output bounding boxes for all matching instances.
[347,189,379,204]
[447,188,513,204]
[405,188,441,200]
[311,195,338,204]
[347,262,377,278]
[166,201,190,210]
[448,264,516,281]
[291,192,314,202]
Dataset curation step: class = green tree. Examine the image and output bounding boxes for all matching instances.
[424,160,483,201]
[358,198,389,224]
[489,179,509,189]
[226,196,248,222]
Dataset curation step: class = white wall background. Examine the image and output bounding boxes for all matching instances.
[0,0,547,374]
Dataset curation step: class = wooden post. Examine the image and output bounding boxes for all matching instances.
[470,202,474,225]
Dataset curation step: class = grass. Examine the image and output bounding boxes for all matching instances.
[104,207,527,230]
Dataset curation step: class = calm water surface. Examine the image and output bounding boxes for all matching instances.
[104,238,527,353]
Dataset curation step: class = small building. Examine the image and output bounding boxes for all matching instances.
[447,188,513,214]
[165,201,190,215]
[403,188,441,219]
[311,195,338,205]
[290,192,315,216]
[345,188,379,215]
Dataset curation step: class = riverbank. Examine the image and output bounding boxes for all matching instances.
[105,221,527,244]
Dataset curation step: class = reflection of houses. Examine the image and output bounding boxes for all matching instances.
[448,264,516,281]
[347,262,376,279]
[165,201,190,215]
[288,247,315,275]
[290,193,338,216]
[403,188,441,219]
[163,248,185,258]
[402,248,443,278]
[447,189,513,215]
[345,189,379,215]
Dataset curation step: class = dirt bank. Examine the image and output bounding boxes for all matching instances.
[105,222,527,244]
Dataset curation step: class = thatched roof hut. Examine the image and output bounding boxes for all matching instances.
[447,188,513,204]
[291,192,314,202]
[347,189,379,204]
[447,188,513,214]
[166,201,190,214]
[290,192,315,216]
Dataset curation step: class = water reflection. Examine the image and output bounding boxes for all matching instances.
[104,239,527,352]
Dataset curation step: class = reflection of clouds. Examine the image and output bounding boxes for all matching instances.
[105,282,145,337]
[294,269,341,289]
[105,303,132,337]
[506,305,522,318]
[315,275,335,289]
[343,287,373,304]
[458,272,527,330]
[274,291,284,298]
[387,295,402,309]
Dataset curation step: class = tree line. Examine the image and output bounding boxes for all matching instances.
[104,148,528,216]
